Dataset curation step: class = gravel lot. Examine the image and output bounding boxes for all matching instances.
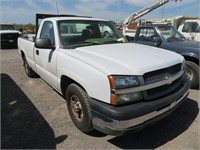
[1,49,200,149]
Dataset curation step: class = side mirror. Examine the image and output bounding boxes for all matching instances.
[153,37,162,47]
[35,38,55,50]
[19,28,23,32]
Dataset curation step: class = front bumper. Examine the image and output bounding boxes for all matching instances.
[90,77,190,136]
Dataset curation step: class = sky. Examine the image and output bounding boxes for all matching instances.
[0,0,199,24]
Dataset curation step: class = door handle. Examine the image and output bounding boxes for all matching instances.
[36,50,39,55]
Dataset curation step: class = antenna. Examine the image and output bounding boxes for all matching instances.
[56,0,60,15]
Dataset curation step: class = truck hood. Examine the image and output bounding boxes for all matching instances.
[0,30,21,34]
[66,43,183,75]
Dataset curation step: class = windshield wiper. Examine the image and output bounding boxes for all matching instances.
[102,38,126,44]
[66,42,100,49]
[102,40,119,44]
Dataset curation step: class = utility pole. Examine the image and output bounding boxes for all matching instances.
[162,5,165,18]
[56,0,60,15]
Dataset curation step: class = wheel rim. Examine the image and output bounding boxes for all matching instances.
[70,95,84,123]
[187,68,194,81]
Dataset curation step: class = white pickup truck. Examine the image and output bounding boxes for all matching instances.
[0,23,21,49]
[18,14,190,136]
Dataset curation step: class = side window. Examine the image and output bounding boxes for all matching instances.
[182,22,200,33]
[40,21,55,45]
[138,28,157,42]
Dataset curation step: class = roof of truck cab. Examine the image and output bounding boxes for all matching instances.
[42,17,108,22]
[139,24,173,28]
[184,19,200,22]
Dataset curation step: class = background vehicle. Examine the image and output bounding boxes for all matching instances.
[0,23,21,49]
[122,0,182,39]
[18,14,190,136]
[133,24,199,88]
[178,18,200,41]
[146,16,200,41]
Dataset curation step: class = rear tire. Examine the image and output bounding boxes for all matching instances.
[23,56,38,78]
[66,84,93,133]
[186,61,199,88]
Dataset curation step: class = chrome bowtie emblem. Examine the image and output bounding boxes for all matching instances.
[165,74,173,85]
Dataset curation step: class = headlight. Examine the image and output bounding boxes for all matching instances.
[108,75,142,105]
[109,75,140,89]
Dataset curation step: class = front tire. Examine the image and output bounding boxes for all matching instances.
[186,61,199,88]
[66,84,93,133]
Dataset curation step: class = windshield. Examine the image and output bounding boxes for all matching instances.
[0,24,15,30]
[158,26,185,42]
[58,20,126,49]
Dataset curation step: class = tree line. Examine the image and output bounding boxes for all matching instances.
[15,24,36,34]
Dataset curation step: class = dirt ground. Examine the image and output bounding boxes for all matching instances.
[1,49,200,149]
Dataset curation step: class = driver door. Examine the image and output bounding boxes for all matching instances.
[34,21,59,90]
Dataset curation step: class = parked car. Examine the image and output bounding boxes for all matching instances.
[146,16,200,41]
[18,14,190,136]
[133,25,199,88]
[0,23,21,49]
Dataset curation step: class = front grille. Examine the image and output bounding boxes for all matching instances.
[143,64,183,101]
[144,64,181,84]
[1,33,19,48]
[145,77,182,100]
[1,33,19,40]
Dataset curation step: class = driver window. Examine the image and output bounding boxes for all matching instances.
[138,28,157,42]
[182,22,200,33]
[40,21,55,46]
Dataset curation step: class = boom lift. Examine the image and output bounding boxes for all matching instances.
[123,0,182,38]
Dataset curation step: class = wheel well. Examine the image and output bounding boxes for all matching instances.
[184,56,199,66]
[20,51,25,65]
[20,50,25,58]
[60,75,86,98]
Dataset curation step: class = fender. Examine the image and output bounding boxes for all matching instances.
[179,52,199,62]
[57,65,111,104]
